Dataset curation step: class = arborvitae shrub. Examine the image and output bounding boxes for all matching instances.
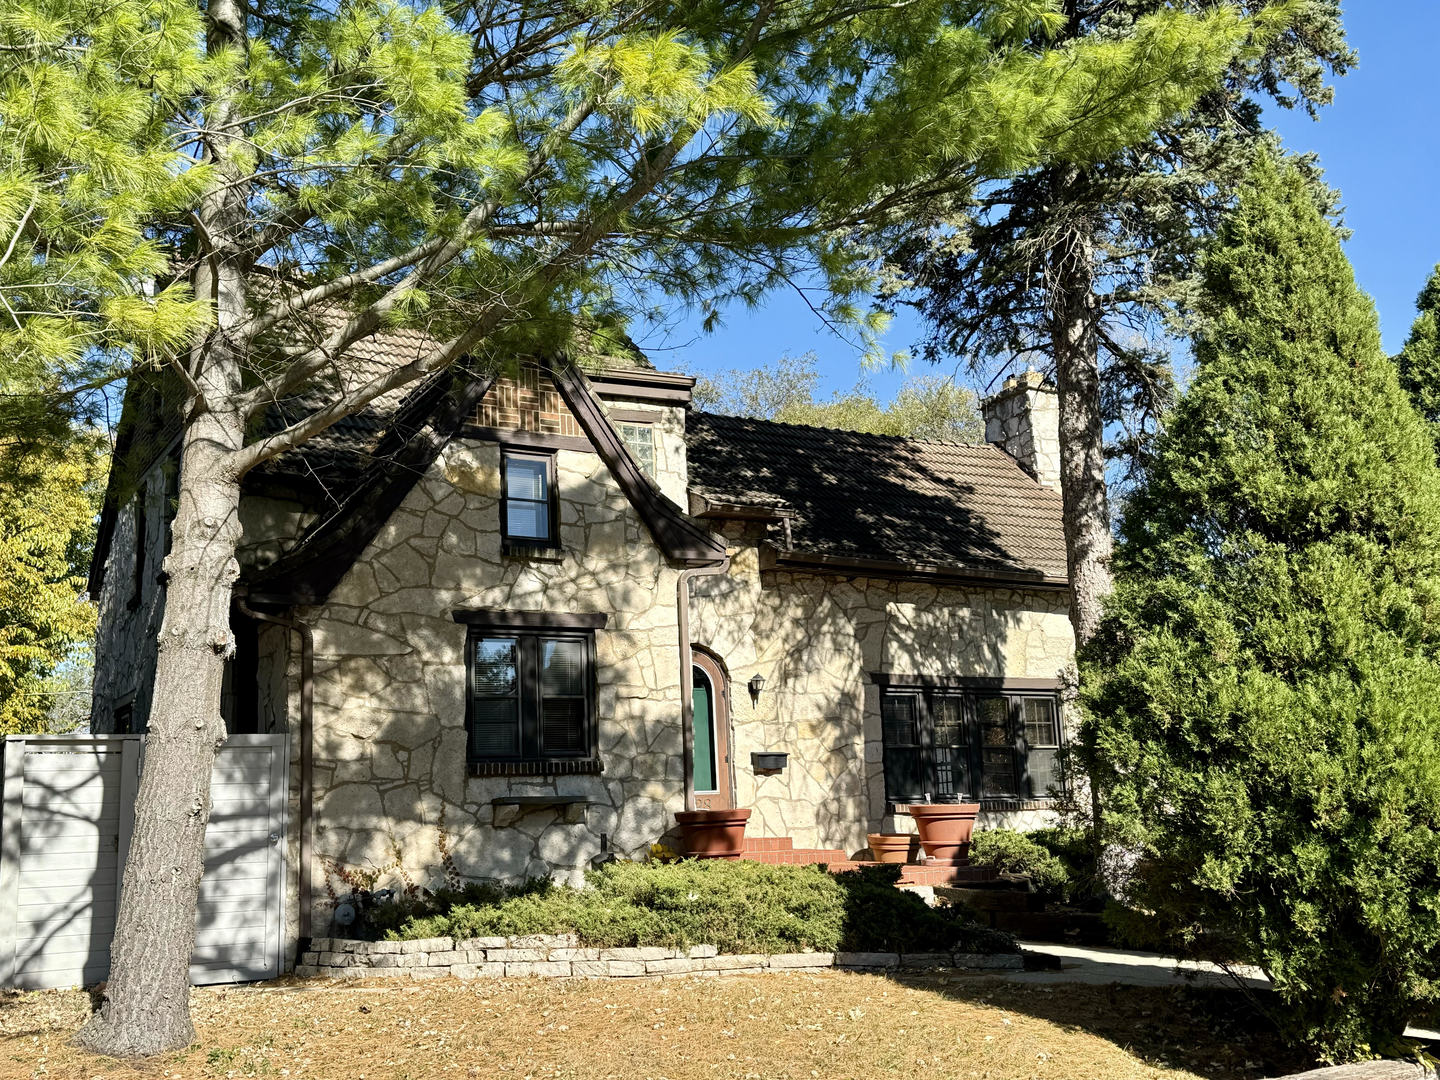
[1084,155,1440,1062]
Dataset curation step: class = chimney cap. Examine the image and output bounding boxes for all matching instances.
[997,367,1049,396]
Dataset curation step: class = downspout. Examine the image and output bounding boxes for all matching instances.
[236,596,314,953]
[677,554,730,812]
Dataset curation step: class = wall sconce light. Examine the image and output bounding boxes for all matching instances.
[747,673,766,706]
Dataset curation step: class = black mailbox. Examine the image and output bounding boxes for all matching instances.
[751,752,788,775]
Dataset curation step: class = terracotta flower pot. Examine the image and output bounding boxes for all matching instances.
[906,802,981,865]
[867,832,917,864]
[675,808,752,859]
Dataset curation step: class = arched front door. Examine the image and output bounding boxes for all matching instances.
[691,652,733,811]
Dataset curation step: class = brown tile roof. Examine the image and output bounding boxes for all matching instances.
[685,412,1068,586]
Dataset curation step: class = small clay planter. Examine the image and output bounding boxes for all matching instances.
[675,808,752,859]
[867,832,917,864]
[907,802,981,865]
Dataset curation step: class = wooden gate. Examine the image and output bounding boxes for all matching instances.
[0,733,288,990]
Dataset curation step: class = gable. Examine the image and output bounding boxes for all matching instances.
[243,360,723,606]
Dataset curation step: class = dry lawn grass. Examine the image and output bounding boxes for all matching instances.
[0,971,1307,1080]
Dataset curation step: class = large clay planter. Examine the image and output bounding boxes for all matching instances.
[867,833,917,864]
[675,808,752,859]
[907,802,981,865]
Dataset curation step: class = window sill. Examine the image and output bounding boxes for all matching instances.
[502,543,564,563]
[469,758,602,778]
[890,798,1059,814]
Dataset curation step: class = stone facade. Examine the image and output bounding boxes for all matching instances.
[91,461,172,734]
[983,370,1061,491]
[90,362,1076,968]
[690,537,1073,855]
[298,434,688,936]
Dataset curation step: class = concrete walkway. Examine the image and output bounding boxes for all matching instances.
[1012,941,1268,989]
[1009,942,1439,1043]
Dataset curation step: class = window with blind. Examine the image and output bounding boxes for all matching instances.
[466,628,596,774]
[879,685,1063,804]
[501,450,558,550]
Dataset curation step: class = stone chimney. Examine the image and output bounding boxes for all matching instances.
[982,368,1061,491]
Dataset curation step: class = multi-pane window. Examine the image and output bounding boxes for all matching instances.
[467,629,595,768]
[879,686,1063,803]
[616,422,656,479]
[502,451,557,548]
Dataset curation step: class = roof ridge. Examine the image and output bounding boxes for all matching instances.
[691,409,994,451]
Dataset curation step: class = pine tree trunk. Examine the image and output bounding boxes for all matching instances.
[74,0,251,1054]
[1047,204,1113,647]
[72,416,244,1056]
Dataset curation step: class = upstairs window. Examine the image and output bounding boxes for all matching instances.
[616,422,656,479]
[879,684,1063,804]
[502,450,557,550]
[466,627,597,775]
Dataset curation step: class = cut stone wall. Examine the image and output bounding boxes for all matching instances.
[294,933,1023,979]
[982,370,1061,492]
[91,464,171,733]
[690,535,1074,856]
[294,437,685,935]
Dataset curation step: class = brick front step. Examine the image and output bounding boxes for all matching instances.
[742,837,794,853]
[738,840,1001,887]
[740,847,849,865]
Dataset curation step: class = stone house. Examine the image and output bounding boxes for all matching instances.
[89,342,1072,960]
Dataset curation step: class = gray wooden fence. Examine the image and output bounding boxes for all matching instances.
[0,733,288,990]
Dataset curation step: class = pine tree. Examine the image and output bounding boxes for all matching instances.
[1084,154,1440,1061]
[884,0,1353,646]
[1396,264,1440,438]
[0,0,209,442]
[0,0,1302,1055]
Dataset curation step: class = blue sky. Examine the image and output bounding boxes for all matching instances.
[639,3,1440,403]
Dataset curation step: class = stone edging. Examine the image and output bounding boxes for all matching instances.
[294,934,1024,980]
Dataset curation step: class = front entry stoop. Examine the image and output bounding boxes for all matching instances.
[737,836,1000,887]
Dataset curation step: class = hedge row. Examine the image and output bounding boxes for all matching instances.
[370,861,1016,956]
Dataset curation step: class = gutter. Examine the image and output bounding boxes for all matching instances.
[676,554,730,812]
[235,596,315,955]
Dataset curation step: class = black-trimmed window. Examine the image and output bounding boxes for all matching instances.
[466,627,597,774]
[880,686,1063,803]
[501,450,558,549]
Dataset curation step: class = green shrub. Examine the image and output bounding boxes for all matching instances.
[1084,156,1440,1062]
[968,830,1071,899]
[382,860,1015,956]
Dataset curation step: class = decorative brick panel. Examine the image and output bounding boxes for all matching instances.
[474,363,583,437]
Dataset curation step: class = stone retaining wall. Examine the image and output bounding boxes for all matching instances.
[295,933,1023,980]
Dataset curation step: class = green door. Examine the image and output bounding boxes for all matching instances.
[691,656,732,810]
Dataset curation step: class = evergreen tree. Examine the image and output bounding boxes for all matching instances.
[1084,155,1440,1061]
[884,0,1353,645]
[0,0,209,443]
[0,0,1300,1055]
[1396,264,1440,438]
